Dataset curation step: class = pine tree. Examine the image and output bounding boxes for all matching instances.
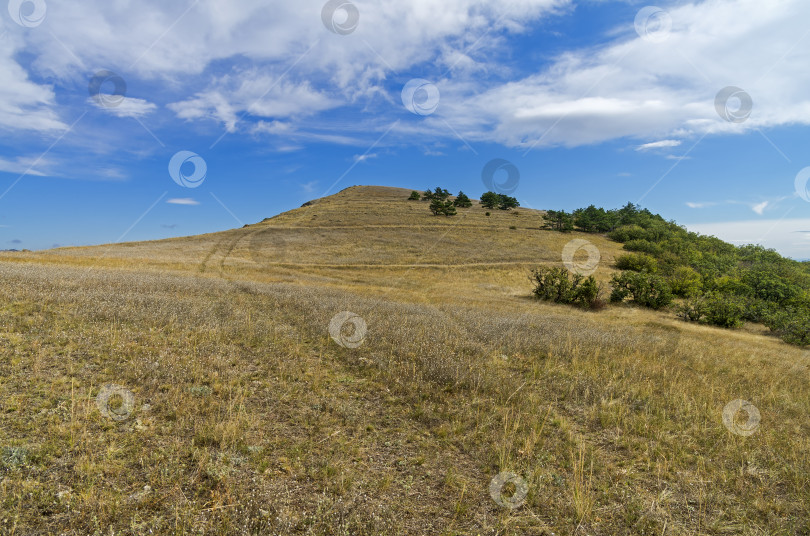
[453,191,472,208]
[408,191,421,200]
[480,191,500,209]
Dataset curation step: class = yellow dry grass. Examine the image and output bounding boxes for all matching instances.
[0,186,807,535]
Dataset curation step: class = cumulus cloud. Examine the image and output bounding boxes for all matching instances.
[4,0,810,150]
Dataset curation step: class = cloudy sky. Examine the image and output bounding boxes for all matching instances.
[1,0,809,258]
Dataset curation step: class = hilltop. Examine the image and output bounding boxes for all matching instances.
[0,186,808,534]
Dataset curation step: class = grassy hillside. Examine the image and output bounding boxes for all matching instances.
[0,186,808,535]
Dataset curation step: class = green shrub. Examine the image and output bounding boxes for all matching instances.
[668,266,702,297]
[609,271,672,309]
[702,293,745,328]
[615,253,658,274]
[408,191,421,201]
[623,239,662,256]
[608,224,647,243]
[530,266,602,309]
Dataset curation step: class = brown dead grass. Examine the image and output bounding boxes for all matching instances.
[0,186,807,535]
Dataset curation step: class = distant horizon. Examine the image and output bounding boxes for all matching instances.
[7,182,808,262]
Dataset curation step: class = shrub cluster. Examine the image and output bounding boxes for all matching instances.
[530,266,602,310]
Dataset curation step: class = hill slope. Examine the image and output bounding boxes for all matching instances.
[0,186,808,534]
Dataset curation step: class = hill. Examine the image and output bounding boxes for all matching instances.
[0,186,808,534]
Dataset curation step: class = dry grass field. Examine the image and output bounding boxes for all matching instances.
[0,186,808,535]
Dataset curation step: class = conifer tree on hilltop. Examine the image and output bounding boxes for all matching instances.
[480,191,520,210]
[408,191,421,200]
[453,191,472,208]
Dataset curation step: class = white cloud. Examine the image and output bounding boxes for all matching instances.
[686,201,717,209]
[167,198,199,205]
[5,0,810,150]
[751,201,769,215]
[636,139,681,151]
[353,153,378,163]
[89,97,157,118]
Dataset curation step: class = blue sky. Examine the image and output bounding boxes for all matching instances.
[1,0,809,259]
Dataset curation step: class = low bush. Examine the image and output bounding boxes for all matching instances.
[610,271,673,309]
[530,266,602,309]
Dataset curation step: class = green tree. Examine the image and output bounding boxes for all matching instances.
[498,194,519,210]
[429,198,457,216]
[408,191,421,201]
[453,191,472,208]
[543,210,574,232]
[480,191,501,209]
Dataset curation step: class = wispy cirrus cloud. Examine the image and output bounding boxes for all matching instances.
[166,198,199,206]
[636,140,682,151]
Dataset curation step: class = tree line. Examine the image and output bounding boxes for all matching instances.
[533,202,810,347]
[409,187,519,216]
